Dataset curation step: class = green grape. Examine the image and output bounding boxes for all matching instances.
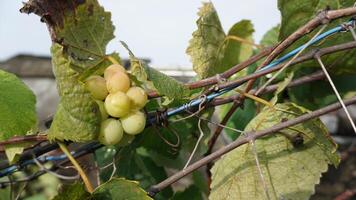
[116,133,135,147]
[98,118,124,145]
[104,64,126,80]
[126,86,148,110]
[85,75,108,100]
[106,71,130,93]
[96,100,108,120]
[104,91,131,118]
[120,111,146,135]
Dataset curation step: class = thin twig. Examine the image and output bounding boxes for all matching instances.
[32,154,80,180]
[184,98,207,169]
[58,142,94,193]
[334,189,356,200]
[315,55,356,135]
[147,97,356,197]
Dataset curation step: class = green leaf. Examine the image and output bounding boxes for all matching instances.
[0,186,11,200]
[134,152,174,199]
[145,66,190,102]
[122,42,190,102]
[215,20,255,72]
[21,0,114,71]
[78,53,121,81]
[52,183,90,200]
[4,142,33,164]
[0,70,37,141]
[187,2,254,79]
[260,25,280,47]
[92,178,152,200]
[278,0,356,74]
[0,70,37,161]
[186,2,225,79]
[48,44,101,142]
[210,103,339,200]
[288,68,356,109]
[219,99,256,140]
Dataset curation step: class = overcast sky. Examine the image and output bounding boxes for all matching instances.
[0,1,280,68]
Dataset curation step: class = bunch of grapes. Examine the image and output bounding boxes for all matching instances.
[85,64,148,146]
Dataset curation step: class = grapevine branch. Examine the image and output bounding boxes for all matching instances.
[148,96,356,197]
[262,7,356,65]
[0,135,47,146]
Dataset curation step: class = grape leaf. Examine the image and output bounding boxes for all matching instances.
[52,183,90,200]
[134,152,174,199]
[53,179,152,200]
[122,42,190,102]
[78,53,121,81]
[48,44,101,142]
[289,68,356,109]
[186,2,254,79]
[0,70,37,141]
[218,99,256,140]
[215,20,255,72]
[260,25,280,47]
[21,0,115,71]
[278,0,356,74]
[0,70,37,162]
[210,103,339,200]
[92,178,152,200]
[4,142,33,164]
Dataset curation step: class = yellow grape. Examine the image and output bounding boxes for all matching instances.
[120,111,146,135]
[98,118,124,145]
[85,75,108,100]
[104,91,131,118]
[95,100,108,120]
[104,64,126,80]
[126,87,148,110]
[106,71,130,93]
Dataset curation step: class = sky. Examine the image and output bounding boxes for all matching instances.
[0,1,280,69]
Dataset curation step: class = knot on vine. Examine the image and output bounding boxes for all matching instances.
[316,8,331,25]
[213,74,227,91]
